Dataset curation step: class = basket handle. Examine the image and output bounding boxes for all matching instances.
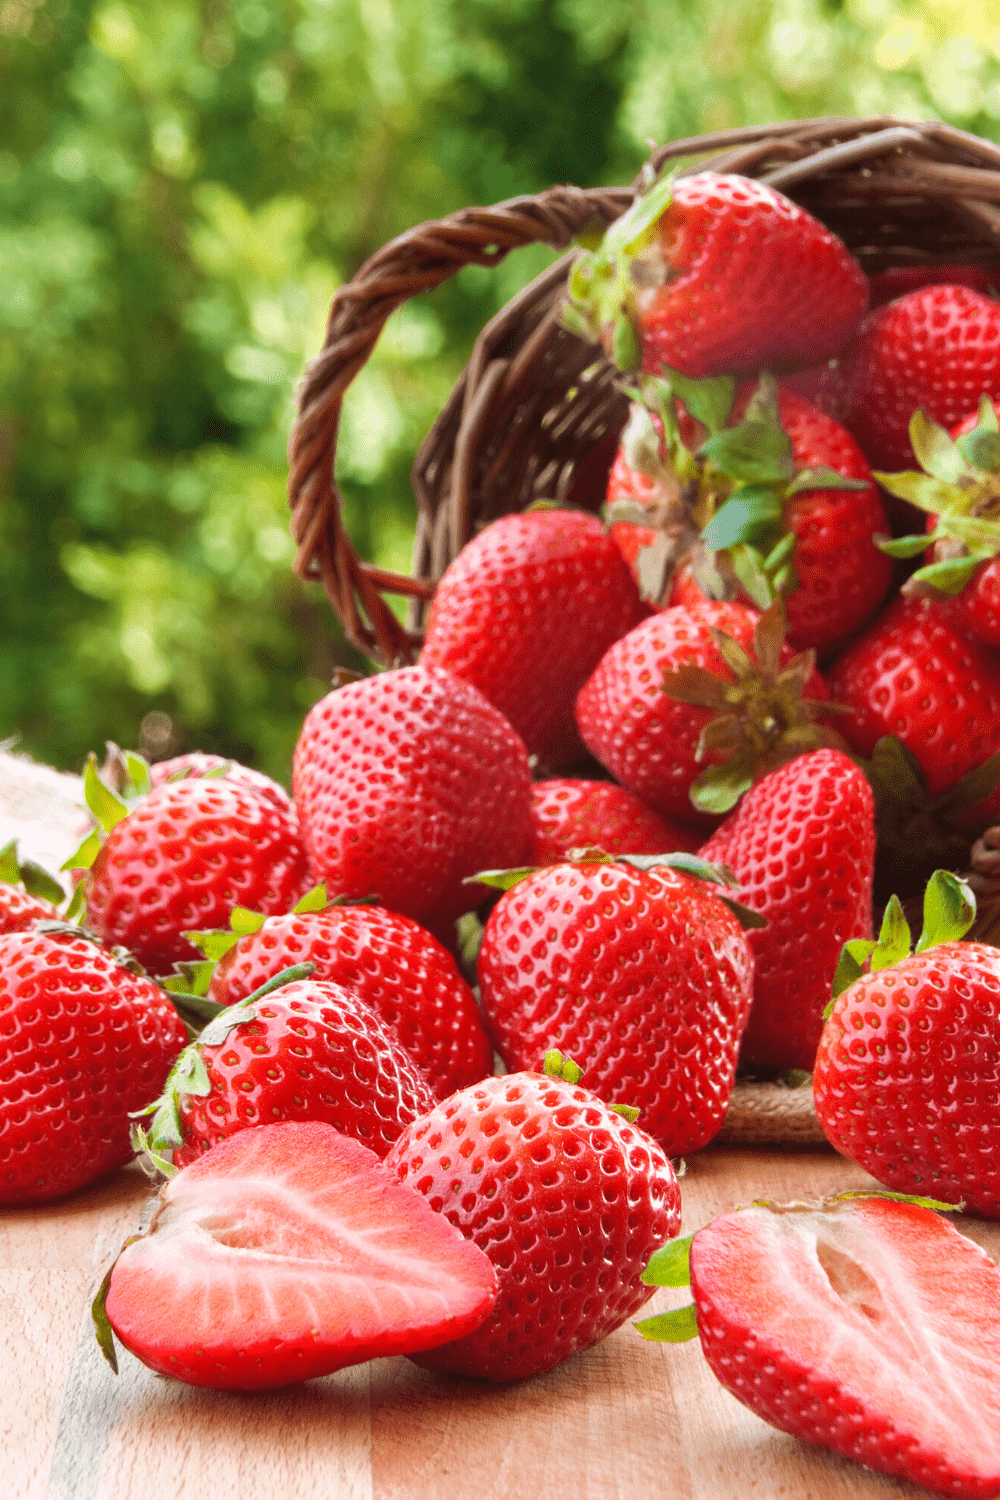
[287,184,633,664]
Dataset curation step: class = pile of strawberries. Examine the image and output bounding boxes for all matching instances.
[5,164,1000,1497]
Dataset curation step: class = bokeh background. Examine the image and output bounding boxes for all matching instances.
[5,0,1000,782]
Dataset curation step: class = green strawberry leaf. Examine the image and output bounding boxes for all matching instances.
[661,367,735,436]
[699,423,794,486]
[869,895,912,972]
[229,905,267,936]
[0,840,19,884]
[909,555,983,595]
[689,759,755,816]
[785,466,868,495]
[293,883,330,915]
[83,753,129,834]
[543,1050,583,1084]
[612,314,641,373]
[909,409,971,485]
[18,860,65,904]
[182,928,241,961]
[609,1103,642,1123]
[60,828,102,872]
[465,866,540,891]
[618,852,738,886]
[763,530,796,573]
[91,1263,120,1374]
[642,1233,693,1287]
[160,960,217,1000]
[700,487,785,550]
[719,895,768,929]
[829,938,878,1006]
[62,878,87,922]
[560,300,595,342]
[827,1187,963,1213]
[870,469,955,514]
[728,542,777,609]
[601,170,676,258]
[914,870,977,954]
[956,428,1000,471]
[633,1304,700,1342]
[123,751,152,798]
[875,531,936,559]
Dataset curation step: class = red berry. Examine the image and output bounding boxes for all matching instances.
[529,778,701,861]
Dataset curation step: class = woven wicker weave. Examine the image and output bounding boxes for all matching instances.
[286,112,1000,948]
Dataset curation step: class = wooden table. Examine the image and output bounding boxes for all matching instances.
[8,1143,994,1500]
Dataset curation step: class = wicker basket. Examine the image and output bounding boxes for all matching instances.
[286,113,1000,950]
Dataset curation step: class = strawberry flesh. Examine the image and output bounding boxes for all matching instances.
[105,1121,498,1390]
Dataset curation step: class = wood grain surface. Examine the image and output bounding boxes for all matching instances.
[8,1143,997,1500]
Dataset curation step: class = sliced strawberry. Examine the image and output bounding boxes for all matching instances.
[103,1121,498,1390]
[687,1197,1000,1498]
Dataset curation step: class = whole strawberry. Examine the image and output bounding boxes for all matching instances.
[529,778,701,862]
[575,599,836,823]
[203,900,493,1100]
[698,749,875,1072]
[566,170,866,379]
[137,972,436,1171]
[384,1057,681,1381]
[476,855,755,1154]
[293,665,532,927]
[813,872,1000,1216]
[0,929,187,1203]
[639,1195,1000,1499]
[827,594,1000,829]
[846,283,1000,470]
[419,510,644,769]
[82,776,310,975]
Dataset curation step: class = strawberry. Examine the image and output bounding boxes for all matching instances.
[99,1121,498,1390]
[292,665,533,927]
[529,778,701,862]
[870,400,1000,650]
[475,854,755,1154]
[868,261,998,308]
[813,871,1000,1216]
[0,928,187,1203]
[846,284,1000,470]
[384,1055,681,1382]
[419,509,645,769]
[698,749,875,1072]
[135,972,436,1171]
[564,170,866,379]
[827,594,1000,830]
[148,750,298,819]
[79,774,310,975]
[196,897,493,1100]
[574,599,837,824]
[638,1194,1000,1499]
[0,839,63,934]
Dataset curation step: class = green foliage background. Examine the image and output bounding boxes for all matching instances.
[4,0,1000,780]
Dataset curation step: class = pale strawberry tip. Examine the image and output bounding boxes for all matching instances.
[97,1122,499,1390]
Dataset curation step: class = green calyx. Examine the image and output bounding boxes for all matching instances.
[634,1232,699,1343]
[562,168,678,371]
[825,869,977,1017]
[130,960,316,1177]
[0,839,64,905]
[541,1049,641,1122]
[661,598,850,815]
[874,400,1000,597]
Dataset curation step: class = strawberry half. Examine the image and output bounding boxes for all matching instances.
[100,1121,498,1390]
[639,1195,1000,1499]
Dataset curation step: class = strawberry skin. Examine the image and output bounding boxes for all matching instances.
[0,930,187,1203]
[636,173,867,378]
[477,861,754,1153]
[208,907,493,1100]
[85,777,311,975]
[162,977,436,1169]
[827,594,1000,824]
[847,284,1000,470]
[105,1121,498,1390]
[813,941,1000,1216]
[0,883,61,935]
[529,778,701,862]
[385,1070,681,1381]
[420,510,645,769]
[149,752,298,819]
[689,1196,1000,1498]
[698,750,875,1072]
[293,666,532,927]
[574,601,828,823]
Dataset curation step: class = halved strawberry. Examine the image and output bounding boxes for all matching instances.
[100,1121,498,1390]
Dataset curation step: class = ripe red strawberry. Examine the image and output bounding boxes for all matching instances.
[0,840,64,934]
[640,1195,1000,1498]
[384,1060,681,1381]
[529,778,701,861]
[846,284,1000,470]
[827,594,1000,828]
[565,170,866,379]
[203,903,493,1100]
[136,974,436,1170]
[0,929,187,1203]
[82,776,310,975]
[101,1121,498,1390]
[574,600,835,824]
[476,857,755,1154]
[292,665,532,927]
[813,873,1000,1216]
[698,749,875,1072]
[419,510,644,769]
[149,751,297,818]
